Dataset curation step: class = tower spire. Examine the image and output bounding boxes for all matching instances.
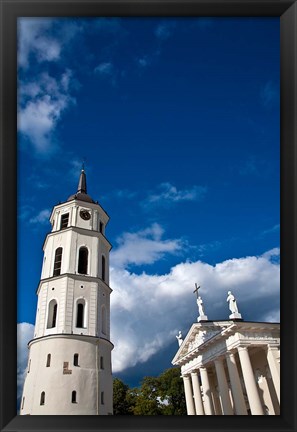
[77,167,87,194]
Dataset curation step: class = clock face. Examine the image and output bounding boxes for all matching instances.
[80,209,91,221]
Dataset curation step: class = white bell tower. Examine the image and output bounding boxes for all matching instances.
[20,169,113,415]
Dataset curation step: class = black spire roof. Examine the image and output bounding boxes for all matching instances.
[67,168,96,203]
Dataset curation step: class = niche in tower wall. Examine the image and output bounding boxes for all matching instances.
[63,361,72,375]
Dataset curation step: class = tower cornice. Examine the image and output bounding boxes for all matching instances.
[28,333,114,350]
[42,225,112,252]
[36,273,113,295]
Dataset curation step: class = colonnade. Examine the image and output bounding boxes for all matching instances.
[182,344,280,415]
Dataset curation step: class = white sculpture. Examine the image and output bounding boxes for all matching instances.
[176,331,183,347]
[227,291,239,313]
[226,291,242,319]
[197,296,205,317]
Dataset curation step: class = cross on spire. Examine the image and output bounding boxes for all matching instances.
[193,283,200,299]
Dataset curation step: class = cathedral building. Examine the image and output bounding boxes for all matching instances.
[172,290,280,415]
[20,169,113,415]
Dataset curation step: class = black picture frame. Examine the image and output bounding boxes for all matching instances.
[0,1,296,431]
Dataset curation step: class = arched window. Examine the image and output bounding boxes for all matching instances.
[76,300,86,328]
[47,300,58,328]
[78,247,88,274]
[40,392,45,405]
[72,391,77,403]
[101,255,106,281]
[46,354,51,367]
[53,247,63,276]
[74,353,79,366]
[101,306,107,335]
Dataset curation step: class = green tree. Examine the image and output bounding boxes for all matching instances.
[113,368,186,415]
[113,378,133,415]
[157,367,187,415]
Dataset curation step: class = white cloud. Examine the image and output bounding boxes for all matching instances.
[111,223,182,268]
[18,71,76,153]
[110,248,280,373]
[94,62,114,75]
[29,209,51,224]
[143,182,207,207]
[18,18,61,69]
[17,323,35,400]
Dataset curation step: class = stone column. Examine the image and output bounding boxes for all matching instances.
[266,345,280,403]
[191,372,205,415]
[226,352,247,415]
[237,346,264,415]
[214,359,233,415]
[183,375,196,415]
[200,367,215,415]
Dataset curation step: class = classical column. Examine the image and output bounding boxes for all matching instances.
[183,375,196,415]
[191,372,205,415]
[200,367,215,415]
[214,359,233,415]
[266,345,280,403]
[237,346,264,415]
[226,352,247,415]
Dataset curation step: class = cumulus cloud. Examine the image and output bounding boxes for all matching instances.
[110,248,280,373]
[143,182,207,207]
[29,209,51,224]
[18,71,76,153]
[18,18,61,69]
[17,323,35,401]
[111,223,183,268]
[94,62,114,75]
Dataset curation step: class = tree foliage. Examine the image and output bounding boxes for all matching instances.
[113,367,186,415]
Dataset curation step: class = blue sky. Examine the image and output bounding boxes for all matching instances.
[17,17,280,398]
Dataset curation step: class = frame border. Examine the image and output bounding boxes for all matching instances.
[1,1,296,431]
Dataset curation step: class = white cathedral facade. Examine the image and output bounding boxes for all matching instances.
[172,290,280,415]
[20,169,113,415]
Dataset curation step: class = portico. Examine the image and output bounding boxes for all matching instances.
[172,320,280,415]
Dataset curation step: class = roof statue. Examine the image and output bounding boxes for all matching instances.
[194,283,208,322]
[176,331,183,347]
[226,290,242,320]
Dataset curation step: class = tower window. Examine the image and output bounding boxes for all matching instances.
[99,221,104,234]
[100,356,104,370]
[60,213,69,230]
[101,306,107,335]
[78,247,88,274]
[76,300,86,328]
[47,300,58,328]
[40,392,45,405]
[21,397,25,410]
[46,354,51,367]
[101,391,104,405]
[101,255,106,281]
[53,247,63,276]
[74,353,79,366]
[27,359,31,373]
[72,391,77,403]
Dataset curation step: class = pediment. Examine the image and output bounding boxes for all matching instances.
[172,321,232,364]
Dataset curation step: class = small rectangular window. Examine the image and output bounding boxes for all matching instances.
[60,213,69,230]
[27,359,31,373]
[99,221,104,234]
[74,353,79,366]
[101,391,104,405]
[46,354,51,367]
[100,356,104,370]
[21,397,25,410]
[72,391,77,403]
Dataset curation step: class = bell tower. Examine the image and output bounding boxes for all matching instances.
[20,169,113,415]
